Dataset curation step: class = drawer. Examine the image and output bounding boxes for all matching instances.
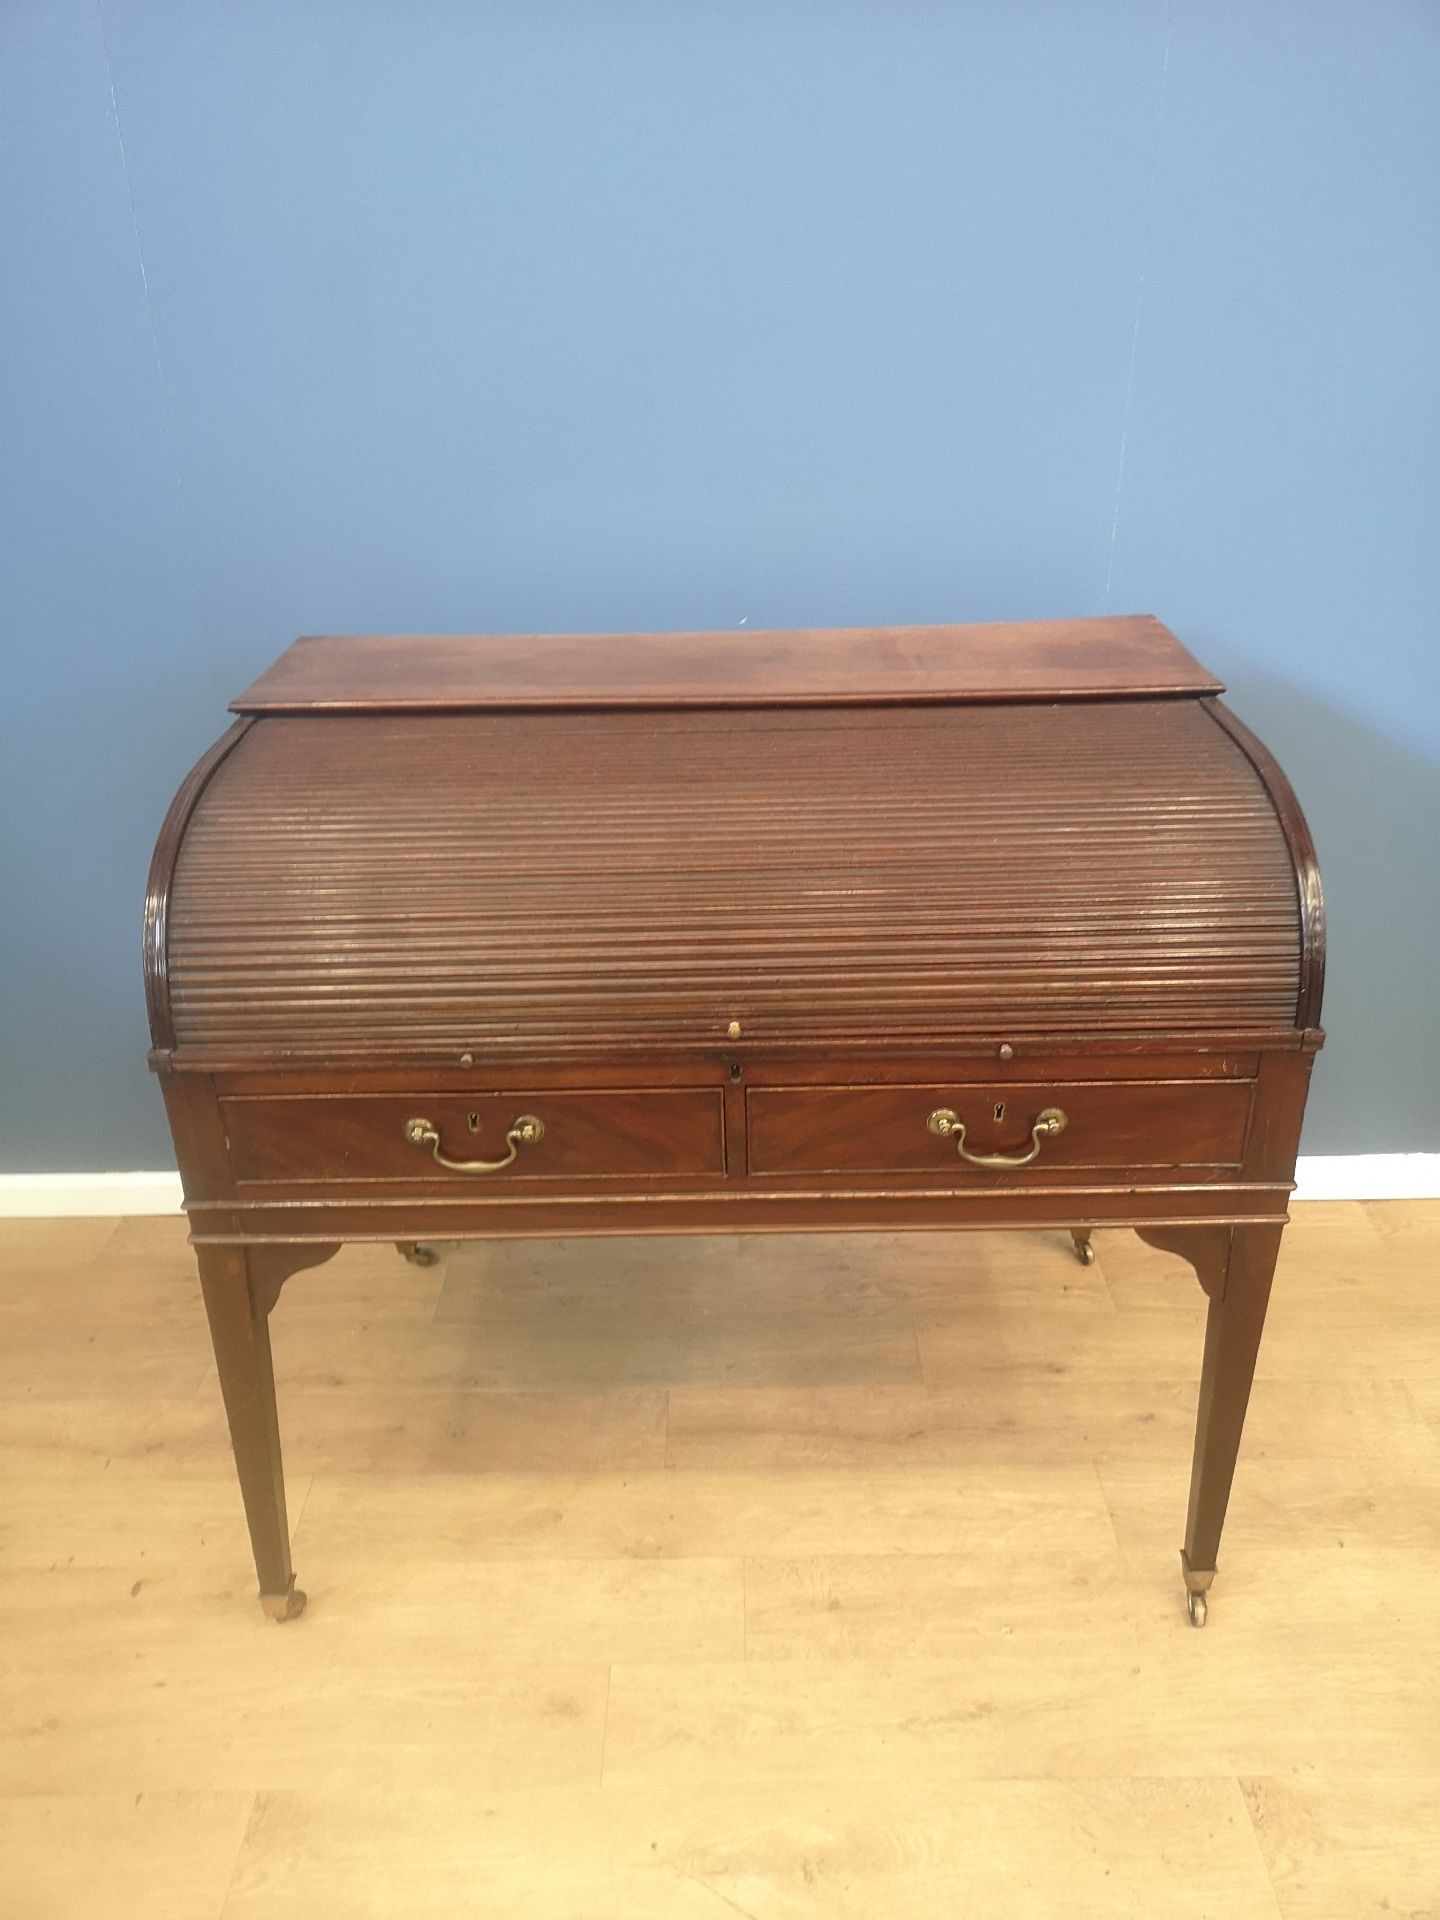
[746,1080,1251,1176]
[222,1088,726,1184]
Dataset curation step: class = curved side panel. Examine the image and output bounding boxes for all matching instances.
[1204,700,1325,1030]
[143,717,254,1053]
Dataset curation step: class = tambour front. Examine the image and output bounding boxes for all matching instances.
[146,617,1324,1625]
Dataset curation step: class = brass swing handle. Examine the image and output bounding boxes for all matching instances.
[403,1113,544,1173]
[927,1105,1068,1169]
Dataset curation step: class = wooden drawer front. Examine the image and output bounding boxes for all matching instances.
[746,1080,1250,1176]
[223,1089,725,1184]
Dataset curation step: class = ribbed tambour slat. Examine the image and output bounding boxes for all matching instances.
[164,701,1302,1057]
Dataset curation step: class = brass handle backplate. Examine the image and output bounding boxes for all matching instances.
[403,1113,544,1174]
[927,1105,1067,1169]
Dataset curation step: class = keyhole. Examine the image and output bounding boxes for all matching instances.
[993,1102,1006,1123]
[467,1111,480,1133]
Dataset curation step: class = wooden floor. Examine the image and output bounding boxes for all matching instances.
[2,1204,1438,1917]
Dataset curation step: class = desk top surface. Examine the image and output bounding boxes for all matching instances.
[231,615,1223,713]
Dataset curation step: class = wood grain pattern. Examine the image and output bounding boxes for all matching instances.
[599,1628,1440,1786]
[1240,1771,1440,1918]
[213,1779,1286,1920]
[290,1465,1114,1562]
[221,1088,726,1184]
[230,614,1222,711]
[9,1206,1436,1915]
[664,1376,1438,1470]
[746,1077,1252,1174]
[0,1793,253,1920]
[162,699,1305,1060]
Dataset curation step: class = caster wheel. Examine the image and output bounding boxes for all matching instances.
[1075,1240,1096,1267]
[397,1241,441,1269]
[260,1584,307,1623]
[1186,1589,1208,1629]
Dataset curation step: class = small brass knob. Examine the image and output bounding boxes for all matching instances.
[727,1020,742,1039]
[998,1043,1014,1061]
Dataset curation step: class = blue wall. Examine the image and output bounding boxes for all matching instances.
[3,1,1437,1170]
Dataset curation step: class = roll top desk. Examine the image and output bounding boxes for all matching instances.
[145,617,1324,1625]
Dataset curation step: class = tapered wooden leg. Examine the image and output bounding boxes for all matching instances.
[196,1244,305,1622]
[1183,1223,1284,1593]
[1136,1221,1285,1624]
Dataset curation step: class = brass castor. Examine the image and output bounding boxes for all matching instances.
[396,1240,441,1269]
[1180,1551,1214,1629]
[259,1584,307,1624]
[1070,1229,1096,1267]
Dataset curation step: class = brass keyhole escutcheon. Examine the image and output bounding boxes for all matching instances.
[467,1111,480,1133]
[993,1102,1006,1122]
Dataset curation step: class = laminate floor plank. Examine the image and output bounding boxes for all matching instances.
[732,1227,1116,1314]
[100,1217,449,1320]
[666,1375,1440,1469]
[1407,1375,1440,1435]
[1099,1445,1440,1556]
[0,1216,124,1275]
[1247,1305,1440,1380]
[1094,1203,1391,1311]
[0,1569,606,1796]
[1240,1770,1440,1920]
[743,1550,1140,1660]
[0,1790,254,1920]
[260,1297,926,1392]
[0,1333,211,1399]
[3,1203,1438,1916]
[601,1632,1440,1786]
[1365,1196,1440,1241]
[438,1229,740,1296]
[134,1383,671,1474]
[913,1305,1206,1387]
[292,1463,1117,1563]
[215,1779,1284,1920]
[0,1462,313,1573]
[0,1394,158,1467]
[437,1225,1106,1307]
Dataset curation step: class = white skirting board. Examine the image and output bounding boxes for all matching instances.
[0,1172,186,1218]
[1291,1155,1440,1201]
[0,1157,1437,1218]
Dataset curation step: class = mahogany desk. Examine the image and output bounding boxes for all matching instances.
[145,617,1324,1626]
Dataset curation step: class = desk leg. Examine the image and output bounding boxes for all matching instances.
[196,1243,335,1623]
[1179,1223,1284,1626]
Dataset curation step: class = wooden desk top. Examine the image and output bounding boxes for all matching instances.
[231,615,1223,712]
